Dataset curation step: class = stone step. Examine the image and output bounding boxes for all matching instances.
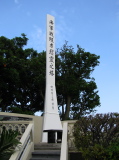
[34,143,61,150]
[32,150,60,155]
[30,151,60,160]
[34,143,61,147]
[29,143,61,160]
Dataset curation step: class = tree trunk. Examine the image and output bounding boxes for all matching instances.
[63,96,71,120]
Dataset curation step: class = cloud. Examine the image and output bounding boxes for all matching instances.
[49,10,73,48]
[28,25,46,52]
[56,16,73,48]
[14,0,22,9]
[14,0,19,4]
[27,11,73,52]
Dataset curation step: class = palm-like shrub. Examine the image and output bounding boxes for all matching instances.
[74,113,119,160]
[0,127,21,160]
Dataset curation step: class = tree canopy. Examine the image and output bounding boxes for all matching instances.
[0,34,100,119]
[0,34,45,114]
[56,42,100,119]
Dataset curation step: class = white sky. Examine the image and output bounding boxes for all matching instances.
[1,0,119,115]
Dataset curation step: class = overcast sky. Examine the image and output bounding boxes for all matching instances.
[1,0,119,115]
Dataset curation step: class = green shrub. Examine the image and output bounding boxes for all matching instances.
[0,127,21,160]
[73,113,119,160]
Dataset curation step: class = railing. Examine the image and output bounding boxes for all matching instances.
[0,112,43,144]
[60,120,77,160]
[67,120,77,151]
[0,121,30,136]
[9,122,34,160]
[0,120,34,160]
[0,112,41,160]
[60,122,68,160]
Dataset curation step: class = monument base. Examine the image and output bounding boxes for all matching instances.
[43,130,62,143]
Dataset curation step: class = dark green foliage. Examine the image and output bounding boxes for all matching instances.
[0,128,21,160]
[0,34,45,113]
[8,107,34,115]
[0,35,100,119]
[56,42,100,120]
[74,113,119,160]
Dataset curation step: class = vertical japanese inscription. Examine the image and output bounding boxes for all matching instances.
[48,19,54,77]
[50,85,54,109]
[47,15,55,110]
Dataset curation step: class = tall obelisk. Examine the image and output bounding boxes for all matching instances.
[42,14,62,142]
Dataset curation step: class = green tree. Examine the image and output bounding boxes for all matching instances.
[0,35,21,111]
[0,35,100,119]
[56,42,100,120]
[11,49,46,113]
[0,34,45,113]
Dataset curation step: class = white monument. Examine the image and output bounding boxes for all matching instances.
[42,14,62,143]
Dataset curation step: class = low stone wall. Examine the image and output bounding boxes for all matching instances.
[0,112,78,148]
[0,112,43,144]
